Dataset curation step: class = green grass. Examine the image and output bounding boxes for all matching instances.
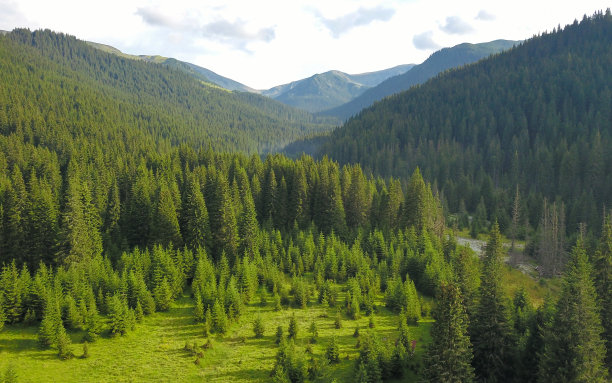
[0,290,431,382]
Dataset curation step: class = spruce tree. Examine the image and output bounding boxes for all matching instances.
[151,183,183,248]
[287,313,298,340]
[325,336,340,364]
[211,299,228,334]
[153,277,173,312]
[253,316,265,338]
[538,240,608,382]
[594,215,611,369]
[423,283,475,383]
[181,173,210,251]
[471,222,514,382]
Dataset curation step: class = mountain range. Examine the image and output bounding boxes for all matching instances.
[87,40,516,117]
[261,65,414,113]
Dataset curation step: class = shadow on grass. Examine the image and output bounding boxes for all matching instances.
[0,337,40,353]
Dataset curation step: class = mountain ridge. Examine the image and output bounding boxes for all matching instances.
[262,65,414,113]
[321,39,518,120]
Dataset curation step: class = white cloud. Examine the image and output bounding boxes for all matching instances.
[413,30,440,50]
[440,16,474,34]
[314,6,396,38]
[476,10,496,21]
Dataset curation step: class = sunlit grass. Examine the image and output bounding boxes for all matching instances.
[0,288,432,382]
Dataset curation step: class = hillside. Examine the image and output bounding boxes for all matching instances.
[87,41,255,92]
[262,65,414,113]
[322,39,517,120]
[320,12,612,237]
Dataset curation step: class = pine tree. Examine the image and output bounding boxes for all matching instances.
[325,336,340,364]
[60,175,102,265]
[334,310,342,329]
[4,166,28,263]
[423,283,475,383]
[253,316,265,338]
[275,325,284,345]
[538,240,608,382]
[1,261,23,324]
[27,173,59,267]
[107,294,130,336]
[309,319,318,343]
[38,293,62,348]
[56,322,74,360]
[238,172,258,257]
[153,277,173,312]
[211,299,228,334]
[151,183,183,248]
[594,214,611,369]
[287,313,298,340]
[181,173,210,251]
[471,222,514,382]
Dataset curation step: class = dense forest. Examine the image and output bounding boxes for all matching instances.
[0,11,610,383]
[0,29,333,155]
[320,12,612,247]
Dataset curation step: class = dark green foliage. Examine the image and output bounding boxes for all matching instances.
[253,316,265,338]
[538,241,608,382]
[471,223,515,382]
[275,325,284,345]
[287,313,298,340]
[594,214,612,368]
[271,340,307,383]
[354,332,383,383]
[423,284,475,383]
[334,310,342,329]
[309,320,318,343]
[325,337,340,364]
[320,13,612,236]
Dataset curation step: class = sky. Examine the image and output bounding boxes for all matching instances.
[0,0,609,89]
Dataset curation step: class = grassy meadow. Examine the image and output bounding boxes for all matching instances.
[0,289,432,382]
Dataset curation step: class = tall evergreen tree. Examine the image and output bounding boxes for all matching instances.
[594,214,611,369]
[60,174,102,265]
[423,283,475,383]
[538,240,608,382]
[181,172,210,251]
[471,222,515,382]
[151,182,183,248]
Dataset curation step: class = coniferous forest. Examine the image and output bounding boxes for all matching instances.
[0,9,611,383]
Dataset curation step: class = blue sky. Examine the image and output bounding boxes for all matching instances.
[0,0,609,89]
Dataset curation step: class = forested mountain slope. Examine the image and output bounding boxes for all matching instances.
[320,11,612,236]
[88,41,256,92]
[0,29,333,154]
[322,39,517,120]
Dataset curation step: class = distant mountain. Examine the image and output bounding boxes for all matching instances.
[322,40,518,120]
[263,65,414,113]
[87,41,255,92]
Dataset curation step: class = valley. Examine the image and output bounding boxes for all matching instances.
[0,7,610,383]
